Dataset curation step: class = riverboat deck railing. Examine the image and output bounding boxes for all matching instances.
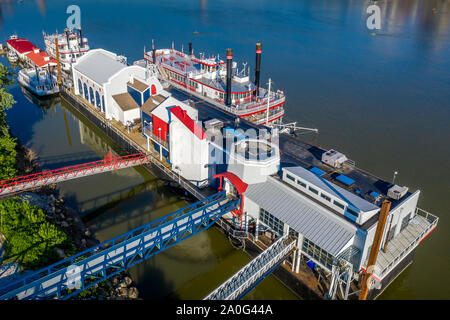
[160,77,285,118]
[366,207,438,279]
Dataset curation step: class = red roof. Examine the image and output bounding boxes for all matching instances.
[169,106,207,140]
[214,172,248,195]
[6,38,38,54]
[25,50,57,68]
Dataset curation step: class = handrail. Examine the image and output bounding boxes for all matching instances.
[204,234,295,300]
[378,208,438,277]
[143,125,168,149]
[164,79,285,117]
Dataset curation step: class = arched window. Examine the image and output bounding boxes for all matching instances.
[151,84,157,95]
[78,79,82,95]
[89,87,94,105]
[83,83,88,100]
[95,91,101,109]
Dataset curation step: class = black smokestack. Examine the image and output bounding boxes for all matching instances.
[152,40,156,64]
[255,43,262,97]
[188,42,192,56]
[65,28,70,50]
[225,48,233,106]
[78,27,83,46]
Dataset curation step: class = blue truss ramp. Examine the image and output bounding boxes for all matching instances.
[204,234,296,300]
[0,192,239,300]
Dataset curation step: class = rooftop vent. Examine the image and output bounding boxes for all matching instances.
[387,185,408,200]
[204,118,223,131]
[321,149,348,169]
[116,55,127,65]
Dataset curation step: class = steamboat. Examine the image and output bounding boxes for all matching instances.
[143,43,286,127]
[43,27,89,72]
[18,68,59,96]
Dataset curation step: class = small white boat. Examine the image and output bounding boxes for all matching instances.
[18,68,59,96]
[7,50,18,63]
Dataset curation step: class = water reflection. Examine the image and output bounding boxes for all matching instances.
[366,0,450,53]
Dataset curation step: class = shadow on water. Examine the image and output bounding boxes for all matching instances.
[129,260,180,300]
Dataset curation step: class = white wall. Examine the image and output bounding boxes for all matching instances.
[244,197,260,220]
[124,108,141,124]
[169,118,209,186]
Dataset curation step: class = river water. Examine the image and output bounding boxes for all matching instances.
[1,0,449,299]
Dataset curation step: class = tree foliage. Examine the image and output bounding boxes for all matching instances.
[0,62,71,270]
[0,63,17,180]
[0,199,71,269]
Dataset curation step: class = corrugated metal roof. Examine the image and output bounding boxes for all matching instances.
[284,166,379,213]
[244,176,356,256]
[74,50,126,85]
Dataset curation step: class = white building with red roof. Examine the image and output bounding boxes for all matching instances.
[6,38,38,59]
[24,48,57,68]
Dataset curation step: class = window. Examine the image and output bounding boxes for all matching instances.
[302,238,335,270]
[289,227,298,239]
[286,174,295,182]
[259,208,284,236]
[297,180,306,188]
[309,186,319,195]
[320,193,331,202]
[333,200,345,210]
[400,213,411,232]
[346,207,359,218]
[388,224,396,242]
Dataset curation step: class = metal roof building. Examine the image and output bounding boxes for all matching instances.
[244,175,356,257]
[283,166,379,213]
[73,49,127,85]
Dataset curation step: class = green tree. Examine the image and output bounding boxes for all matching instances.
[0,63,17,180]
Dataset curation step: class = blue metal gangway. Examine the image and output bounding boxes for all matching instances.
[204,234,295,300]
[0,192,239,300]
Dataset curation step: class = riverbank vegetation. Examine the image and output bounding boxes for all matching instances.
[0,62,139,299]
[0,62,72,270]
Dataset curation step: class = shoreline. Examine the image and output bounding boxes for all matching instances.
[2,138,140,300]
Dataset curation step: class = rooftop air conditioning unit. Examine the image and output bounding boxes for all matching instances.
[204,118,223,131]
[321,149,348,169]
[387,185,409,200]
